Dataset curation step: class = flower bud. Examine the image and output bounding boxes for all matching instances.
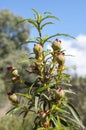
[56,99,62,106]
[12,69,18,76]
[36,55,43,62]
[7,66,19,76]
[56,52,65,65]
[11,76,20,82]
[7,66,14,72]
[43,122,49,128]
[52,39,61,51]
[33,44,43,56]
[7,92,18,102]
[56,87,65,97]
[40,111,47,118]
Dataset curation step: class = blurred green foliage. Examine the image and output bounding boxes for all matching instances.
[71,76,86,126]
[0,114,34,130]
[0,9,30,93]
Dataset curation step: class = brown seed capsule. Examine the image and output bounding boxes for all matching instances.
[11,76,20,82]
[33,44,43,56]
[8,92,18,102]
[7,66,15,72]
[56,52,65,65]
[43,122,49,128]
[56,87,65,97]
[12,69,18,76]
[35,55,43,62]
[40,110,48,118]
[52,39,61,51]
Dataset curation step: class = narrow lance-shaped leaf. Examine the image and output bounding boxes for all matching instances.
[50,114,58,128]
[43,11,52,14]
[17,18,38,29]
[57,116,61,130]
[35,96,39,113]
[6,107,16,114]
[27,19,38,29]
[16,19,29,25]
[16,93,31,100]
[41,15,60,23]
[40,22,54,30]
[66,103,85,129]
[43,33,75,43]
[20,40,38,45]
[32,8,39,19]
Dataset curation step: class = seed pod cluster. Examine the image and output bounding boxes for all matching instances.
[7,66,20,82]
[52,39,65,68]
[7,91,19,106]
[52,39,61,51]
[33,44,43,61]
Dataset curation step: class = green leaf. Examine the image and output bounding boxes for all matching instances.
[32,8,39,19]
[27,18,38,28]
[21,40,38,45]
[41,93,50,100]
[16,93,31,100]
[67,103,80,120]
[37,128,45,130]
[50,114,58,127]
[17,19,28,24]
[66,103,85,129]
[41,15,60,23]
[58,82,72,87]
[35,96,39,113]
[6,106,23,115]
[64,89,76,95]
[36,86,47,93]
[40,22,54,30]
[44,33,75,43]
[6,107,16,114]
[52,105,69,114]
[43,11,52,14]
[57,116,61,130]
[36,84,52,93]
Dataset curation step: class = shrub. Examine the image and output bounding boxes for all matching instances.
[6,9,85,130]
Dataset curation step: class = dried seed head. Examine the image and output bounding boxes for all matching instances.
[12,69,18,76]
[40,111,47,118]
[7,92,18,102]
[56,87,65,97]
[52,39,61,51]
[33,44,43,55]
[56,52,65,65]
[7,66,14,72]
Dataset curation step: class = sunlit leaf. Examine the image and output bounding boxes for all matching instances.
[43,33,75,43]
[43,11,52,14]
[41,15,60,23]
[41,93,50,100]
[16,93,31,100]
[50,114,58,127]
[35,96,39,113]
[66,103,85,129]
[17,19,28,24]
[64,89,76,95]
[6,107,16,114]
[57,116,61,130]
[27,19,38,28]
[40,22,54,30]
[32,8,39,19]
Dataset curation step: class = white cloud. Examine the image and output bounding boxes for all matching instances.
[46,34,86,77]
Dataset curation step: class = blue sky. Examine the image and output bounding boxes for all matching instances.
[0,0,86,36]
[0,0,86,76]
